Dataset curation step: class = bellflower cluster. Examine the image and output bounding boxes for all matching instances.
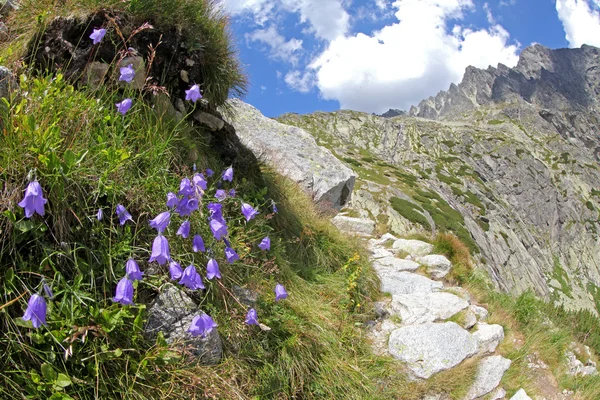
[188,313,217,337]
[18,181,47,218]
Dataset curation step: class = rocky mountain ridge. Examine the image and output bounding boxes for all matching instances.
[275,44,600,313]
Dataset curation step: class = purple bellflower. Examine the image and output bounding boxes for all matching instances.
[245,308,259,325]
[241,203,259,222]
[229,188,236,198]
[97,208,103,221]
[126,258,144,281]
[207,202,223,220]
[22,294,47,328]
[272,202,278,214]
[166,192,179,208]
[43,284,54,300]
[18,181,47,218]
[177,220,191,238]
[179,265,205,290]
[224,246,239,264]
[206,259,221,280]
[178,178,194,196]
[119,64,135,83]
[223,167,233,182]
[149,235,170,265]
[112,277,134,305]
[189,313,217,337]
[275,284,288,301]
[209,218,228,241]
[149,211,171,234]
[193,271,205,290]
[192,234,205,253]
[258,237,271,251]
[215,189,226,202]
[116,98,132,115]
[90,28,106,44]
[169,261,183,280]
[185,84,202,103]
[206,169,214,177]
[116,204,133,225]
[193,173,207,191]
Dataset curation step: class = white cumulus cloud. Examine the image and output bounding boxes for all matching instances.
[308,0,520,113]
[245,26,303,64]
[556,0,600,47]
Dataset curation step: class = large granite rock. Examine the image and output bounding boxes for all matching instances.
[226,99,356,210]
[464,355,512,400]
[392,239,434,257]
[378,271,443,295]
[373,256,420,274]
[473,323,505,354]
[390,292,469,325]
[418,255,452,279]
[144,284,222,365]
[388,322,478,379]
[331,215,375,236]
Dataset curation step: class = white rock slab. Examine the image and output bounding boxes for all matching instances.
[379,271,443,296]
[418,254,452,279]
[469,305,489,322]
[331,215,375,236]
[370,247,395,259]
[510,389,532,400]
[489,387,506,400]
[388,322,478,379]
[373,257,420,273]
[392,239,434,257]
[390,292,469,325]
[464,355,512,400]
[473,323,505,354]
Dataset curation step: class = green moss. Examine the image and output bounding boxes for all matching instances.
[552,256,573,299]
[342,157,362,168]
[586,201,595,211]
[436,171,462,186]
[488,119,504,125]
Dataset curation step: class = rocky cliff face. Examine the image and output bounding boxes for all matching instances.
[278,44,600,312]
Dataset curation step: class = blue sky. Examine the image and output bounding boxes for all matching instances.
[221,0,600,117]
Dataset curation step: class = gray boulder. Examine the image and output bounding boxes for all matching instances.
[464,355,512,400]
[373,257,420,274]
[379,271,443,295]
[144,284,222,365]
[473,323,505,354]
[392,239,434,257]
[225,99,356,209]
[0,66,14,100]
[331,215,375,236]
[390,292,469,325]
[418,255,452,279]
[388,322,478,379]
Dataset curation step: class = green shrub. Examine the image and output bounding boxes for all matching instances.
[389,197,429,228]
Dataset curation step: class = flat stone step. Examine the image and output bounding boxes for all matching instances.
[463,355,512,400]
[390,292,469,325]
[379,271,444,295]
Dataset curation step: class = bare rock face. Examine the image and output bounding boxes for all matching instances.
[226,99,356,210]
[145,284,222,365]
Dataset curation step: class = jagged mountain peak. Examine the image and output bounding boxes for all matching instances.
[410,44,600,120]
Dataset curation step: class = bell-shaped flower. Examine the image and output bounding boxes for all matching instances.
[206,259,221,280]
[206,168,214,177]
[241,203,259,222]
[192,271,205,290]
[90,28,107,44]
[258,237,270,251]
[179,265,197,289]
[209,218,228,241]
[185,84,202,103]
[187,197,199,212]
[189,313,217,337]
[18,181,47,218]
[193,173,207,191]
[116,204,133,225]
[178,178,194,196]
[166,192,179,208]
[275,283,288,301]
[224,246,239,264]
[245,308,259,325]
[207,202,223,220]
[229,188,236,198]
[112,277,134,305]
[177,220,191,238]
[223,167,233,182]
[201,313,217,334]
[149,235,170,265]
[176,196,191,217]
[169,261,183,280]
[192,234,205,253]
[43,284,54,300]
[215,189,226,202]
[115,98,132,115]
[126,258,143,281]
[119,64,135,83]
[97,208,103,221]
[149,211,170,233]
[22,294,47,328]
[272,202,278,214]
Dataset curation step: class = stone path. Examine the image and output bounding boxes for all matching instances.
[365,233,526,400]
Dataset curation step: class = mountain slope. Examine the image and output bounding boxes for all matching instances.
[278,44,600,312]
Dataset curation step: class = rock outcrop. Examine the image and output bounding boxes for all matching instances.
[226,99,356,210]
